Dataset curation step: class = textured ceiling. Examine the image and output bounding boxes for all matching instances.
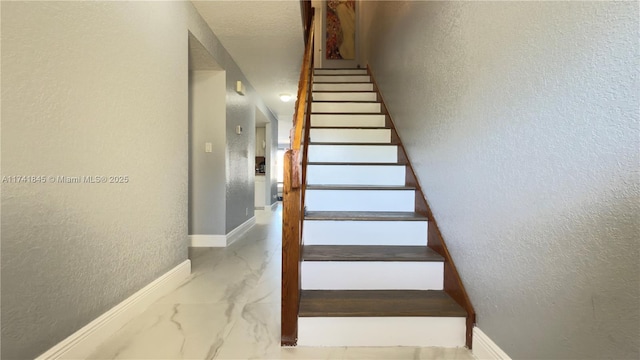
[192,0,304,124]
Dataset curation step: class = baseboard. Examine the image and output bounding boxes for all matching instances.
[226,216,256,246]
[189,234,227,247]
[36,260,192,360]
[270,201,279,211]
[472,327,511,360]
[189,216,255,247]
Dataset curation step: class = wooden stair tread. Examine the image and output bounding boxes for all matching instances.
[310,126,388,130]
[306,185,415,191]
[303,245,442,262]
[313,73,368,75]
[305,211,428,221]
[307,162,404,166]
[313,79,373,84]
[311,112,384,115]
[313,90,376,93]
[312,100,379,103]
[309,142,397,146]
[299,290,466,317]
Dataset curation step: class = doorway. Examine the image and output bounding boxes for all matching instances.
[255,107,273,209]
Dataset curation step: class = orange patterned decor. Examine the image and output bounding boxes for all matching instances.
[326,0,355,60]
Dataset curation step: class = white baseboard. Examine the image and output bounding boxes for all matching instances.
[270,201,279,211]
[472,327,511,360]
[189,216,256,247]
[189,234,227,247]
[36,260,192,360]
[226,216,256,246]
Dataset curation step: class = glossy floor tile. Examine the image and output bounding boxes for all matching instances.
[88,206,473,359]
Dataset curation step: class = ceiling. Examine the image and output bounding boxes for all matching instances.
[192,0,304,132]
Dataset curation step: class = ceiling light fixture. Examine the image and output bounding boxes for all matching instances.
[279,93,293,102]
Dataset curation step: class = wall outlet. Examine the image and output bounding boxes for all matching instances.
[245,207,248,216]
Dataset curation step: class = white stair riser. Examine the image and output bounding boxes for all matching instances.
[306,190,415,212]
[298,317,466,347]
[303,221,427,246]
[313,83,374,91]
[312,102,381,113]
[310,128,390,144]
[307,165,405,186]
[302,262,443,290]
[315,69,368,75]
[311,114,386,128]
[314,75,370,83]
[313,92,377,102]
[308,145,397,163]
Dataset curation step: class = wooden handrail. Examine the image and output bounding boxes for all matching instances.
[291,13,315,151]
[282,10,315,346]
[300,0,313,44]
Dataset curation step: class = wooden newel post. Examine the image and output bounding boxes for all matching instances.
[281,149,301,346]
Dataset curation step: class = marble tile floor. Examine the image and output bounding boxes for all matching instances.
[88,206,474,360]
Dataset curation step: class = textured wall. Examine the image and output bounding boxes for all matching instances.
[225,90,256,231]
[1,2,189,358]
[268,120,279,205]
[360,1,639,359]
[1,2,276,358]
[189,71,227,235]
[185,5,277,233]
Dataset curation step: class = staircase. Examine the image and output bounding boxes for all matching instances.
[293,68,471,347]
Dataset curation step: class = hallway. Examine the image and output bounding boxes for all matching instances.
[87,206,473,359]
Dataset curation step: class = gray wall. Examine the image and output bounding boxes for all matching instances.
[189,70,227,235]
[360,1,639,359]
[1,1,276,358]
[268,119,279,205]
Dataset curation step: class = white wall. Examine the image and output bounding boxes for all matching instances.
[278,116,293,147]
[255,126,266,157]
[1,2,276,358]
[360,1,639,359]
[267,121,279,205]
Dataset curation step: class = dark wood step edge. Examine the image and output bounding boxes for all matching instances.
[310,128,389,131]
[312,100,380,103]
[298,290,467,317]
[313,82,373,85]
[304,211,428,221]
[307,162,405,166]
[367,64,476,349]
[314,73,369,76]
[311,112,384,115]
[312,90,377,93]
[302,245,443,262]
[306,185,416,190]
[314,68,368,70]
[309,142,398,146]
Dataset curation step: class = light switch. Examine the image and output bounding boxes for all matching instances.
[205,142,212,153]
